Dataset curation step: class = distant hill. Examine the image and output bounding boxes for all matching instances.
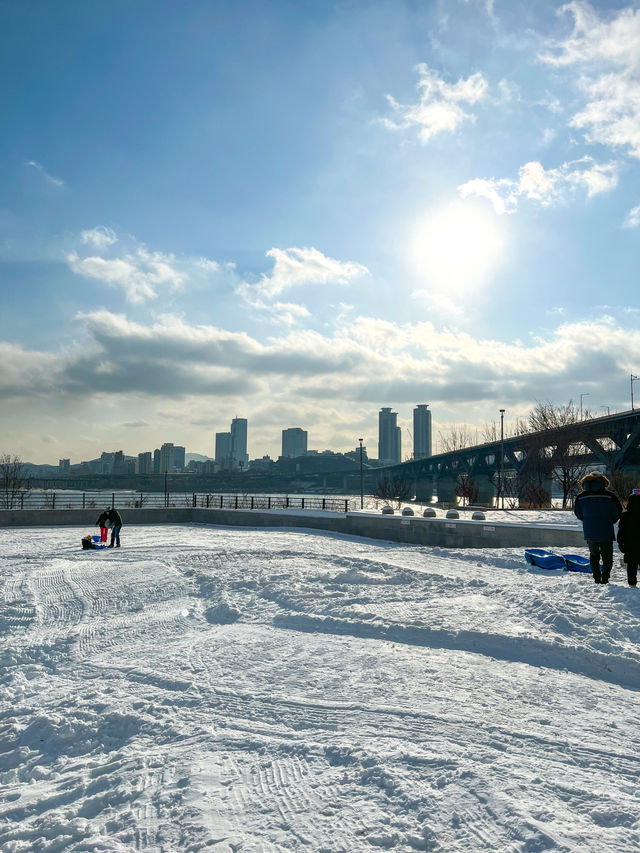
[186,453,213,463]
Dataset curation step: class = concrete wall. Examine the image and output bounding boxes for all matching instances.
[0,508,194,528]
[0,507,585,549]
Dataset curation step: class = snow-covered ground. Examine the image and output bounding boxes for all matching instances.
[1,523,639,852]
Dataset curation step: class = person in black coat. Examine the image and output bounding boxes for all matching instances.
[617,493,640,587]
[107,507,123,548]
[574,471,622,584]
[96,507,110,543]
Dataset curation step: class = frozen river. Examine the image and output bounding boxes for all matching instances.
[1,523,639,851]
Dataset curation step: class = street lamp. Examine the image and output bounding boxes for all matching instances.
[499,409,505,510]
[579,393,590,420]
[358,438,364,510]
[632,374,639,410]
[164,470,168,508]
[600,405,610,416]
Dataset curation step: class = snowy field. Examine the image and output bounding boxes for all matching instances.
[1,523,640,853]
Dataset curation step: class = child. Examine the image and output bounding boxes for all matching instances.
[617,493,640,587]
[82,535,97,550]
[96,508,111,543]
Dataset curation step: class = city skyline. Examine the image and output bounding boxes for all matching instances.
[36,402,431,468]
[2,2,640,463]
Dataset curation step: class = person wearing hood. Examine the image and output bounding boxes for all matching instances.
[617,492,640,587]
[574,472,622,584]
[107,507,123,548]
[96,507,111,543]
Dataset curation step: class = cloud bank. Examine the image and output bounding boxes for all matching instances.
[1,311,636,418]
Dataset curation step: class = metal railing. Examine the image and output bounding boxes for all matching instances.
[1,492,354,513]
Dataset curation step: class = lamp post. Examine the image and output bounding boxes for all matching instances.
[632,374,639,410]
[164,470,168,508]
[600,405,610,416]
[499,409,505,510]
[579,393,590,420]
[358,438,364,509]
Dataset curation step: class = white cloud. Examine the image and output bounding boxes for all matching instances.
[24,160,65,188]
[456,177,518,215]
[260,247,368,298]
[67,229,225,303]
[540,2,640,158]
[236,247,368,318]
[540,2,640,70]
[240,297,312,327]
[384,63,489,142]
[80,226,118,251]
[517,161,562,203]
[194,257,221,272]
[565,159,619,195]
[624,204,640,228]
[458,156,619,214]
[67,247,186,304]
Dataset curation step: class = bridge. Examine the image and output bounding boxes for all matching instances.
[378,409,640,505]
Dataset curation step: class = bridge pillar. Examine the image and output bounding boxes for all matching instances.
[415,476,435,503]
[435,476,457,506]
[475,477,496,507]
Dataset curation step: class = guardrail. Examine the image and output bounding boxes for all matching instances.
[0,492,354,513]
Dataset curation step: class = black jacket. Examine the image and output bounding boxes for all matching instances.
[574,480,622,541]
[617,494,640,561]
[96,511,110,527]
[108,508,122,527]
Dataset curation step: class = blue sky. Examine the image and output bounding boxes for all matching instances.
[1,0,639,463]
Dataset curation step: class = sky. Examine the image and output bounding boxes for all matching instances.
[1,0,639,464]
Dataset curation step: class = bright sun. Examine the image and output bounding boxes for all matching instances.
[410,202,504,296]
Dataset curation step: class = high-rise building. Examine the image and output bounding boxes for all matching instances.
[378,408,401,465]
[137,451,152,475]
[413,404,432,459]
[153,448,161,474]
[100,451,115,474]
[160,442,175,473]
[215,432,232,467]
[282,427,308,459]
[58,459,70,473]
[113,450,127,475]
[230,417,249,469]
[174,445,185,471]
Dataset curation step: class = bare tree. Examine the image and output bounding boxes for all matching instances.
[455,473,479,507]
[0,453,26,509]
[482,421,499,443]
[438,425,476,453]
[608,467,639,507]
[526,400,589,508]
[372,476,414,508]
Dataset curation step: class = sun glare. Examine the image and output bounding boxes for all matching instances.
[410,203,504,296]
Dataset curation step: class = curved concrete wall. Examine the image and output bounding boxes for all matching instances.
[0,507,584,549]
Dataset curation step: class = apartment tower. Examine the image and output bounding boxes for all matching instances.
[413,404,432,459]
[378,408,401,465]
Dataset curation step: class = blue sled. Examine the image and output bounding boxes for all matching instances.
[562,554,592,573]
[524,548,566,570]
